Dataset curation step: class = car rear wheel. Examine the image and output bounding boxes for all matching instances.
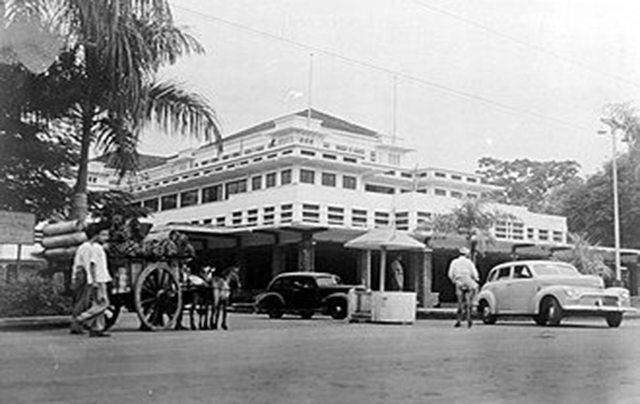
[265,300,283,319]
[606,312,623,328]
[478,300,496,325]
[328,300,347,320]
[542,297,562,326]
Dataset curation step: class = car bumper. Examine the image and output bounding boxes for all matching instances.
[562,304,636,315]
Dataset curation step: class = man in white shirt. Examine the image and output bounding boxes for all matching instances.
[448,246,480,328]
[69,235,93,334]
[73,222,112,337]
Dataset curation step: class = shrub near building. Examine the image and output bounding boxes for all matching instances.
[0,276,71,318]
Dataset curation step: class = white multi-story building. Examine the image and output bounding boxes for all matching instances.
[91,109,569,305]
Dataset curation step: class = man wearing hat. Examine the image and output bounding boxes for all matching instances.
[448,246,480,328]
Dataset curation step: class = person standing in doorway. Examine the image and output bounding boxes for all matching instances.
[390,255,404,291]
[448,246,480,328]
[73,222,112,337]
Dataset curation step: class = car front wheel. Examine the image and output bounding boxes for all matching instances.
[541,297,562,326]
[478,300,496,325]
[606,312,623,328]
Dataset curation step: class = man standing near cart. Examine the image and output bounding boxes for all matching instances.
[448,246,480,328]
[72,221,112,337]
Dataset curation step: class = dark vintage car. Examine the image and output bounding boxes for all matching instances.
[254,272,361,320]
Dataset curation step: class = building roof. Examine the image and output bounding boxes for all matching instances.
[93,153,170,171]
[222,108,379,142]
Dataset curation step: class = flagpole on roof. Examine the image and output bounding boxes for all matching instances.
[307,53,314,127]
[392,75,398,144]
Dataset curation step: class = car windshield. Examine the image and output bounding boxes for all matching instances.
[315,276,340,286]
[531,262,580,277]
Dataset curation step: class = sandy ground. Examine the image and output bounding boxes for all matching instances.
[1,313,640,404]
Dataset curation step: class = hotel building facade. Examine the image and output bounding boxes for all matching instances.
[90,109,569,305]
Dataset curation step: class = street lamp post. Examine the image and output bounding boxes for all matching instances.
[599,119,623,286]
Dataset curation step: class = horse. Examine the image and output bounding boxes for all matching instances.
[186,266,215,330]
[209,266,241,330]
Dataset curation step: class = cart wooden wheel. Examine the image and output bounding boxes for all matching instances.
[134,263,183,331]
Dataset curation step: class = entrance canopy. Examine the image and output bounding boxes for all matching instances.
[344,228,426,251]
[345,228,427,292]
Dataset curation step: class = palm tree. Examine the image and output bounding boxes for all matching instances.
[6,0,222,220]
[418,199,514,264]
[552,233,613,281]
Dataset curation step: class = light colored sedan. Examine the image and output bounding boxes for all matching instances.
[476,260,634,328]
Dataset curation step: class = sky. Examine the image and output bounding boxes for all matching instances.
[138,0,640,176]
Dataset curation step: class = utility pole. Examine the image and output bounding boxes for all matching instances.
[600,118,623,286]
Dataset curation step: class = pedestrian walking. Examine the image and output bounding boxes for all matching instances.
[72,221,112,337]
[69,238,92,334]
[448,246,479,328]
[390,255,404,291]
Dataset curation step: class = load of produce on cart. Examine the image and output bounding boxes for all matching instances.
[107,216,196,261]
[99,219,197,331]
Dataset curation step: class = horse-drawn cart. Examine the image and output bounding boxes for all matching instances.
[42,219,201,331]
[105,257,188,331]
[103,224,200,331]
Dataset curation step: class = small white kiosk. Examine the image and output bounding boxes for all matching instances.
[345,228,426,324]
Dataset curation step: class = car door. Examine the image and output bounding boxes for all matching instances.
[287,276,318,309]
[493,266,513,313]
[507,265,537,313]
[274,277,297,307]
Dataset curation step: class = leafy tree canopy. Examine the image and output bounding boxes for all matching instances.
[0,63,77,220]
[561,154,640,249]
[476,157,581,213]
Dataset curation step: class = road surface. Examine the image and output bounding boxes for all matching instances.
[1,313,639,403]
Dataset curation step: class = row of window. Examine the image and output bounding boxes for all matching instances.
[134,147,365,191]
[138,173,490,214]
[138,168,361,212]
[494,222,564,242]
[131,145,487,196]
[180,205,565,243]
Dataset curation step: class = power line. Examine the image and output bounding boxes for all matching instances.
[409,0,640,90]
[173,4,592,132]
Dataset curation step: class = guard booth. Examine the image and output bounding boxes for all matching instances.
[344,228,426,324]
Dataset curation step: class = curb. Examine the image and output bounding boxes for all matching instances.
[0,316,71,331]
[2,308,637,331]
[416,309,640,321]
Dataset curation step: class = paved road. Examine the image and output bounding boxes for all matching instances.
[1,313,640,404]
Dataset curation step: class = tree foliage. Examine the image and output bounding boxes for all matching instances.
[0,62,77,220]
[476,157,581,213]
[561,154,640,249]
[5,0,222,220]
[422,199,515,261]
[552,233,613,280]
[548,103,640,249]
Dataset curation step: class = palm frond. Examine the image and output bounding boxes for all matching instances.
[553,233,613,280]
[142,79,222,146]
[93,114,139,179]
